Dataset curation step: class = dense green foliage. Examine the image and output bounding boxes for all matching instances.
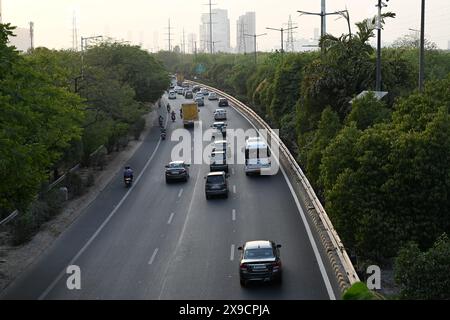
[156,15,450,297]
[0,23,168,224]
[395,234,450,299]
[342,282,384,300]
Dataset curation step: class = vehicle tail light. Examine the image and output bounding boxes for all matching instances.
[240,263,247,271]
[272,261,281,270]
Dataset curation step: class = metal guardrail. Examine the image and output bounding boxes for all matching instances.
[0,210,19,227]
[189,80,360,292]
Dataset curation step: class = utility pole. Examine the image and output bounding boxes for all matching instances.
[29,21,34,50]
[165,19,173,51]
[298,0,348,52]
[72,12,78,51]
[419,0,425,92]
[266,26,297,53]
[244,33,267,64]
[182,28,186,54]
[375,0,388,91]
[203,0,217,54]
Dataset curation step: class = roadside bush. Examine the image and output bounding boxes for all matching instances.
[11,211,37,246]
[394,234,450,300]
[65,171,85,197]
[132,117,146,140]
[86,172,95,187]
[343,282,384,300]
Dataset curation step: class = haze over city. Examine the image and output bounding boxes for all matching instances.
[2,0,450,52]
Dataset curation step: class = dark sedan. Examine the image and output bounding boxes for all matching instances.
[238,240,282,286]
[165,161,190,183]
[218,97,229,107]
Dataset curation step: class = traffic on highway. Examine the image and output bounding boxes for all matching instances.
[1,76,339,300]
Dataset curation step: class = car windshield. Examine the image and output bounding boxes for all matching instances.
[206,175,224,183]
[169,162,184,168]
[244,248,274,259]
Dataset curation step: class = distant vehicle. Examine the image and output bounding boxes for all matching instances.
[204,171,228,199]
[168,90,177,99]
[244,137,271,175]
[182,103,199,127]
[201,88,209,96]
[195,91,204,99]
[176,73,185,86]
[195,96,205,106]
[211,139,229,155]
[209,150,228,172]
[208,92,218,100]
[211,121,227,136]
[182,81,190,88]
[218,97,229,107]
[213,108,227,121]
[165,161,190,183]
[238,240,282,287]
[169,83,175,89]
[175,86,184,94]
[192,85,201,93]
[185,90,193,99]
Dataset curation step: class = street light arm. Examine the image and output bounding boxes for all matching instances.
[266,27,282,31]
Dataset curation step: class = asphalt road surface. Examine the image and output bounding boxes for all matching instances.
[1,86,341,300]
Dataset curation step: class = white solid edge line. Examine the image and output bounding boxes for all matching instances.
[38,115,167,300]
[230,244,235,261]
[167,212,175,225]
[230,100,336,300]
[148,248,159,265]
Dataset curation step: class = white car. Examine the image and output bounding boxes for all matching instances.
[168,90,177,99]
[213,108,227,120]
[201,88,209,96]
[208,92,218,100]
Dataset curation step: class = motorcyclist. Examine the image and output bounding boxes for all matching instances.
[159,115,164,126]
[124,165,134,181]
[171,110,176,122]
[179,108,183,118]
[167,103,171,113]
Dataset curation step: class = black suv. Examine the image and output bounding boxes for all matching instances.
[238,240,282,287]
[218,98,229,107]
[165,161,190,183]
[204,171,228,199]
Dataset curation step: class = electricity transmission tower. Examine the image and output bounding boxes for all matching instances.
[203,0,217,54]
[237,20,247,53]
[165,18,174,51]
[285,15,296,52]
[72,12,78,51]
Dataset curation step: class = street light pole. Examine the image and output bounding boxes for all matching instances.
[419,0,425,92]
[266,26,298,53]
[244,33,267,64]
[375,0,388,92]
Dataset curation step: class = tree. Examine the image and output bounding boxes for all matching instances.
[0,24,85,217]
[395,234,450,299]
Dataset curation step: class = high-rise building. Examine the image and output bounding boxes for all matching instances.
[0,0,3,23]
[199,8,230,53]
[8,27,31,52]
[236,12,255,53]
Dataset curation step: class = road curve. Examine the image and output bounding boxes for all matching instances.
[1,88,341,300]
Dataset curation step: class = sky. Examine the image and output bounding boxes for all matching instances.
[2,0,450,51]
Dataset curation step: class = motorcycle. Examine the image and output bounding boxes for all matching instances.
[160,128,166,140]
[124,176,133,188]
[171,113,176,122]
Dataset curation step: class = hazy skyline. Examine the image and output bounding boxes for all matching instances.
[2,0,450,51]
